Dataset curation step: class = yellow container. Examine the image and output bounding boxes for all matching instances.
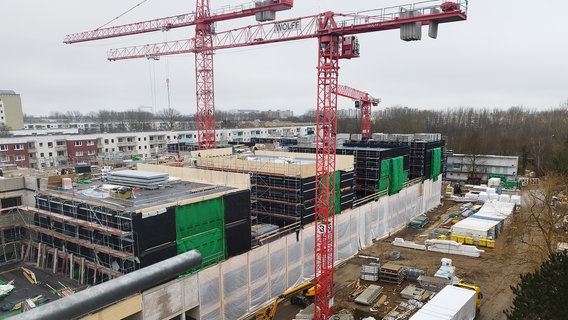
[486,240,495,248]
[450,234,458,242]
[438,234,447,240]
[464,237,474,245]
[456,236,465,244]
[478,238,487,247]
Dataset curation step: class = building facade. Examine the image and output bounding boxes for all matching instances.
[0,90,24,130]
[445,153,519,184]
[0,125,316,169]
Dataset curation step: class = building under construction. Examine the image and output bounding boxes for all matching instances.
[189,148,355,228]
[0,165,252,290]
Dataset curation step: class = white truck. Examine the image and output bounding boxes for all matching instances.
[410,285,476,320]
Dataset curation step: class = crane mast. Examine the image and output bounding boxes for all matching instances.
[336,85,380,139]
[65,2,467,318]
[194,0,216,150]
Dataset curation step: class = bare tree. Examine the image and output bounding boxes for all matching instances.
[156,108,182,131]
[504,172,568,269]
[0,124,11,137]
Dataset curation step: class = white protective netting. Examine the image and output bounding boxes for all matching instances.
[196,175,442,319]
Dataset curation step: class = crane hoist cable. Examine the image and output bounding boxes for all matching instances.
[96,0,150,30]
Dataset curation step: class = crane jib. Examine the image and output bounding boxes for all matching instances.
[274,19,301,32]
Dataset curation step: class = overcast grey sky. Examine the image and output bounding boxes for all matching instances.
[3,1,567,116]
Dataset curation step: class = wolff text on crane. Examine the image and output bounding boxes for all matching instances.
[274,19,301,32]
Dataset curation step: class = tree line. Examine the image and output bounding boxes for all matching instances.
[338,106,568,176]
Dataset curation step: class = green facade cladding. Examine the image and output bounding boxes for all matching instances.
[430,147,441,181]
[335,171,341,215]
[175,197,226,271]
[378,157,408,195]
[318,171,343,215]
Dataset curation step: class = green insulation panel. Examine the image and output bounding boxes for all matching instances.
[430,148,442,181]
[177,228,226,271]
[318,172,341,215]
[175,197,224,240]
[380,160,390,178]
[389,156,405,195]
[378,177,389,193]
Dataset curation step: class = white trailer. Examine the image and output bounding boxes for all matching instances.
[410,285,476,320]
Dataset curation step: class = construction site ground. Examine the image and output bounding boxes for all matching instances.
[275,199,529,320]
[0,262,81,319]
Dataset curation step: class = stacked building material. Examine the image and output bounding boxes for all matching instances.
[354,284,384,306]
[379,263,404,284]
[360,263,380,281]
[107,170,169,189]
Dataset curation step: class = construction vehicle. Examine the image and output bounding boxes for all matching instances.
[255,280,314,320]
[410,285,477,320]
[454,282,483,315]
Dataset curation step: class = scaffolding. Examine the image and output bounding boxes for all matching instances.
[290,144,408,200]
[250,173,315,226]
[27,193,137,279]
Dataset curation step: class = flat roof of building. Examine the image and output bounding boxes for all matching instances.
[41,179,236,213]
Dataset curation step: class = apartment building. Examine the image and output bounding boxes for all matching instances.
[0,125,315,169]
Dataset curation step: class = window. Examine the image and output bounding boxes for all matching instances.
[86,140,94,146]
[74,141,82,146]
[48,142,53,148]
[75,151,83,157]
[453,163,461,169]
[40,153,44,157]
[88,150,96,156]
[48,152,53,157]
[57,151,65,156]
[0,145,7,151]
[56,140,66,146]
[14,144,24,150]
[0,155,8,162]
[14,155,25,161]
[104,139,109,144]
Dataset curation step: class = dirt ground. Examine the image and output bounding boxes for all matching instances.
[275,199,532,320]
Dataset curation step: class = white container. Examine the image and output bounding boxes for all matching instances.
[498,194,511,203]
[62,178,73,190]
[478,192,488,202]
[410,285,476,320]
[488,193,499,201]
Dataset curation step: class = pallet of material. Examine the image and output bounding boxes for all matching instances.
[354,284,384,306]
[379,263,403,284]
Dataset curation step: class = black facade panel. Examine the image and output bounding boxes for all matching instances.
[223,190,251,224]
[138,242,178,268]
[132,206,176,254]
[225,219,252,257]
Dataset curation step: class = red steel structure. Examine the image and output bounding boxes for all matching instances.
[66,1,467,318]
[65,0,294,150]
[336,85,380,139]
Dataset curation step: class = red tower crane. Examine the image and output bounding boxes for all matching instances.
[336,85,380,139]
[65,0,294,150]
[66,1,467,318]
